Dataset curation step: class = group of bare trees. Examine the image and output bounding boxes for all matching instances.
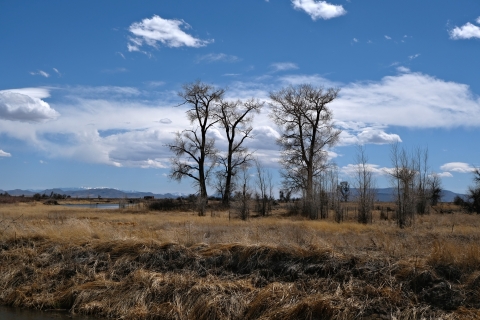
[169,81,263,215]
[169,81,341,217]
[168,80,452,226]
[388,144,446,227]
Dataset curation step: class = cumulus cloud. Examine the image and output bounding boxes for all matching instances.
[128,15,212,51]
[450,22,480,40]
[440,162,475,173]
[0,90,59,122]
[271,62,299,72]
[197,53,240,63]
[0,150,11,157]
[291,0,346,20]
[385,35,392,40]
[409,53,420,60]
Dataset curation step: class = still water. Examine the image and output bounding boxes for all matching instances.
[0,305,98,319]
[62,203,121,209]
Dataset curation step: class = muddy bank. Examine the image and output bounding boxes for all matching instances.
[1,237,479,319]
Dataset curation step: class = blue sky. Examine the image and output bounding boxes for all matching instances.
[0,0,479,195]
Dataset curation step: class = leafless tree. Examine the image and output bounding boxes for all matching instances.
[354,145,376,224]
[169,81,225,215]
[414,147,430,215]
[428,173,442,206]
[254,159,274,216]
[269,84,341,218]
[214,98,263,206]
[389,143,417,228]
[231,164,251,220]
[338,181,351,202]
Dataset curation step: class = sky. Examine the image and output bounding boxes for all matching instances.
[0,0,479,195]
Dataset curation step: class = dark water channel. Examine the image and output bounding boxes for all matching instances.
[0,305,98,319]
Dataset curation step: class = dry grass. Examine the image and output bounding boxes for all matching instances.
[1,201,480,319]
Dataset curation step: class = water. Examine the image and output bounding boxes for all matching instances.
[62,203,121,209]
[0,305,97,319]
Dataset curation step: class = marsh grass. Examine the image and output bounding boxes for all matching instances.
[1,202,480,319]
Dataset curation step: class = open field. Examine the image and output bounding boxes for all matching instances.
[1,201,480,319]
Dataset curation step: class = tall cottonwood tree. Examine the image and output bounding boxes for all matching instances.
[270,84,341,218]
[169,81,225,214]
[214,98,263,206]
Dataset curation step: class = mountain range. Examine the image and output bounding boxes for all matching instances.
[0,187,465,202]
[0,187,187,199]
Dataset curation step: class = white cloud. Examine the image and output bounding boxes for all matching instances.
[128,15,212,51]
[53,68,61,76]
[271,62,299,72]
[4,87,50,99]
[291,0,346,20]
[409,53,420,60]
[385,35,392,40]
[197,53,240,63]
[333,72,480,128]
[450,22,480,40]
[158,118,172,124]
[437,172,454,178]
[30,70,50,78]
[0,150,11,157]
[477,17,480,24]
[340,163,392,177]
[337,123,401,146]
[353,38,358,43]
[396,66,410,73]
[0,90,59,122]
[279,74,339,87]
[440,162,475,173]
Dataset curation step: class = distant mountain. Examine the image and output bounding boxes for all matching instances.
[354,187,464,202]
[1,187,188,199]
[0,187,464,202]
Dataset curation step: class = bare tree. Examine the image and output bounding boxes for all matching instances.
[389,143,417,228]
[466,167,480,214]
[269,84,341,218]
[231,164,251,220]
[214,98,263,206]
[169,81,225,215]
[428,173,442,206]
[414,147,430,215]
[338,181,350,202]
[354,145,376,224]
[254,159,274,216]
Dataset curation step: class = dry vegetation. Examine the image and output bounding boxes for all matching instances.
[1,201,480,319]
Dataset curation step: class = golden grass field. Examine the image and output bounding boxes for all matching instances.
[1,200,480,319]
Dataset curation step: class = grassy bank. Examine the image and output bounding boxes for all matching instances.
[1,202,480,319]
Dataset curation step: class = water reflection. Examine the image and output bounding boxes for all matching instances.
[0,305,97,319]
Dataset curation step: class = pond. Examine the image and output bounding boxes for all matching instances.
[0,305,98,320]
[62,203,122,209]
